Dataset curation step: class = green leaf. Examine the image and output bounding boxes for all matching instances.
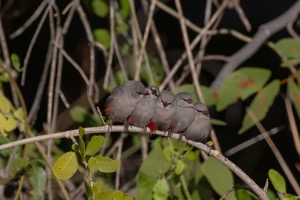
[172,84,222,106]
[78,126,85,138]
[94,28,111,49]
[0,113,17,133]
[153,178,169,200]
[85,180,94,199]
[0,72,10,82]
[267,189,278,200]
[136,145,171,200]
[275,38,300,58]
[211,118,227,126]
[136,172,157,200]
[115,70,127,85]
[201,86,217,106]
[70,106,88,123]
[116,23,129,34]
[139,145,170,177]
[96,190,132,200]
[239,80,280,134]
[0,92,12,113]
[217,67,271,111]
[86,135,105,156]
[268,169,286,193]
[119,0,130,19]
[202,157,235,199]
[186,150,198,160]
[28,165,46,200]
[91,0,108,17]
[91,181,103,197]
[287,79,300,119]
[11,53,22,72]
[10,157,29,177]
[13,108,24,121]
[297,69,300,85]
[78,127,86,160]
[174,160,185,175]
[172,84,197,102]
[53,151,78,180]
[88,155,120,173]
[236,189,254,200]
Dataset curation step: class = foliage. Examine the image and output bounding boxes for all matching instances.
[268,169,299,199]
[53,127,130,199]
[0,0,299,199]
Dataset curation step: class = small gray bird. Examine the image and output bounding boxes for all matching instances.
[169,92,195,134]
[151,91,176,132]
[127,86,160,131]
[183,102,212,142]
[105,81,145,126]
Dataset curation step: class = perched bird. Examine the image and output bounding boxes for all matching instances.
[105,81,145,128]
[127,86,160,131]
[183,102,212,142]
[169,92,195,135]
[148,91,176,139]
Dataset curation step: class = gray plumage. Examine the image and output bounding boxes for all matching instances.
[127,86,160,129]
[183,102,212,142]
[105,80,145,124]
[169,92,195,133]
[152,91,176,132]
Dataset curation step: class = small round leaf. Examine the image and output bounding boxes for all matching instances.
[86,135,105,156]
[268,169,286,193]
[53,152,78,180]
[88,155,120,173]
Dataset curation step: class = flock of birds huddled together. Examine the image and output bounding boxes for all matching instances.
[104,80,212,142]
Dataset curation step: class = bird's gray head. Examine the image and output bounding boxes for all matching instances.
[194,102,210,118]
[160,91,175,108]
[176,92,193,106]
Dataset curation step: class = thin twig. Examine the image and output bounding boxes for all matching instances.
[28,41,52,124]
[0,125,269,200]
[129,0,154,85]
[180,175,192,200]
[159,0,228,91]
[76,4,96,100]
[103,0,115,89]
[60,49,89,84]
[141,0,175,89]
[246,108,300,195]
[115,133,126,190]
[9,1,48,39]
[21,5,50,86]
[219,185,255,200]
[287,22,300,40]
[232,0,251,31]
[224,125,286,156]
[284,97,300,157]
[210,0,300,91]
[59,90,70,108]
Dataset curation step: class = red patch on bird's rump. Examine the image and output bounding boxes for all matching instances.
[104,103,111,115]
[147,120,156,132]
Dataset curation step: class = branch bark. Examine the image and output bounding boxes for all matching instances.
[0,125,269,200]
[210,0,300,91]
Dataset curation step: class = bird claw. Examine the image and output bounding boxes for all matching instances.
[141,126,148,133]
[166,129,173,138]
[107,124,112,133]
[123,122,130,132]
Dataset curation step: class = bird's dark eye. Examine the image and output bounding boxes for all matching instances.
[151,89,158,96]
[184,98,192,104]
